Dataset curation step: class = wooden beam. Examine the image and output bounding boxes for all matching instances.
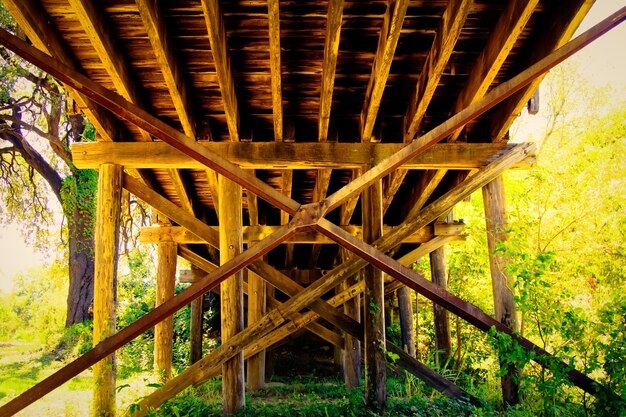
[2,0,118,141]
[483,176,520,405]
[92,163,122,417]
[247,267,266,392]
[404,0,472,141]
[0,29,300,215]
[361,0,409,142]
[340,248,361,388]
[189,266,204,364]
[397,286,415,357]
[490,0,595,142]
[362,177,386,409]
[71,141,536,170]
[218,176,245,415]
[384,0,472,211]
[68,0,152,143]
[430,247,452,362]
[319,0,344,142]
[449,0,539,143]
[138,223,465,245]
[154,239,177,382]
[136,0,197,139]
[201,0,239,141]
[267,0,283,141]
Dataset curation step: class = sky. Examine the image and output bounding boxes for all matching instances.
[0,0,624,293]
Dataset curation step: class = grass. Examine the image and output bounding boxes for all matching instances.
[0,340,155,417]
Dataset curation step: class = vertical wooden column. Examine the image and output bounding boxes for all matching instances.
[190,266,205,364]
[362,178,386,410]
[219,175,245,415]
[92,163,122,417]
[154,238,177,381]
[340,261,361,388]
[397,286,416,357]
[247,268,266,392]
[482,176,520,405]
[429,247,451,363]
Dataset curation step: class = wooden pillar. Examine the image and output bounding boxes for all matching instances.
[340,268,361,388]
[92,163,122,417]
[247,268,266,392]
[397,286,416,358]
[219,175,245,415]
[154,239,177,382]
[362,178,386,410]
[429,247,451,363]
[190,266,205,364]
[482,176,520,406]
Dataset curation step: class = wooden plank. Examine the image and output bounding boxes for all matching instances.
[92,163,122,417]
[0,28,301,215]
[490,0,595,142]
[430,247,452,362]
[281,169,294,266]
[201,0,239,141]
[154,240,177,382]
[362,178,386,409]
[449,0,539,143]
[320,8,626,214]
[360,0,409,141]
[483,176,520,404]
[71,141,536,170]
[167,168,195,213]
[404,0,472,141]
[136,0,197,138]
[138,223,464,245]
[219,175,245,415]
[267,0,283,141]
[2,0,118,141]
[318,0,344,142]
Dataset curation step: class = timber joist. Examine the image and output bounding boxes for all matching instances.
[1,2,625,415]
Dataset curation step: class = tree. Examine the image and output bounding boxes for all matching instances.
[0,5,97,326]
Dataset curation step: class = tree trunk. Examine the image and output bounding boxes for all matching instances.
[66,206,95,326]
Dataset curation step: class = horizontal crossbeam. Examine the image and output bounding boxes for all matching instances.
[138,223,465,245]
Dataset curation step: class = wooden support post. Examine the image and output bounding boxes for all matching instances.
[247,268,266,392]
[92,163,122,417]
[397,286,415,358]
[482,176,519,405]
[154,239,177,381]
[429,247,451,363]
[340,248,361,387]
[190,266,205,364]
[219,175,245,415]
[362,178,386,409]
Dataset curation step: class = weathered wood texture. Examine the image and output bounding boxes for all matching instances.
[247,269,266,392]
[154,240,177,381]
[397,286,416,358]
[92,163,122,417]
[189,266,205,364]
[429,247,452,362]
[71,141,535,170]
[362,178,386,410]
[219,175,245,415]
[340,248,361,388]
[482,176,519,405]
[138,223,465,245]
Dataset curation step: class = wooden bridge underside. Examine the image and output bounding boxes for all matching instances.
[1,0,624,415]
